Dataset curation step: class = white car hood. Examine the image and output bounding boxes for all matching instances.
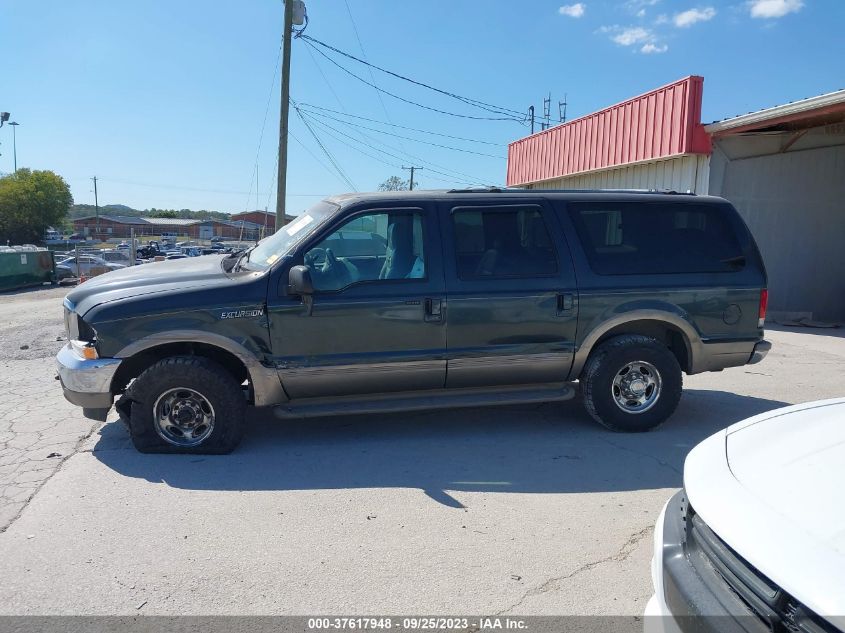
[684,398,845,622]
[727,399,845,557]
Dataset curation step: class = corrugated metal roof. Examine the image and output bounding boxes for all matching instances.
[506,76,712,187]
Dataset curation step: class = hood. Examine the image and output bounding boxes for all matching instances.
[65,255,253,317]
[726,398,845,556]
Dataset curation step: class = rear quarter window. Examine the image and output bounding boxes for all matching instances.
[569,202,745,275]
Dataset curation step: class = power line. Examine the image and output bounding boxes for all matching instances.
[246,39,283,212]
[288,128,353,190]
[293,105,358,191]
[342,0,404,148]
[297,103,506,147]
[93,176,322,197]
[301,34,526,120]
[299,111,491,187]
[300,106,507,159]
[302,38,524,123]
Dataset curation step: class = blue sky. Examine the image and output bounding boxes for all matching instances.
[1,0,842,216]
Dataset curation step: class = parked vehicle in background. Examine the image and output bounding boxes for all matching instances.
[56,254,125,278]
[181,246,203,257]
[56,189,769,453]
[136,241,163,259]
[210,236,224,243]
[99,250,131,265]
[646,398,845,633]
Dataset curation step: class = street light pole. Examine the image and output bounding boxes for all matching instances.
[8,122,19,172]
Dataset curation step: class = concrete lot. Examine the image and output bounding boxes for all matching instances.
[0,286,842,615]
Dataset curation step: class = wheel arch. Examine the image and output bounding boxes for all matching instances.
[573,310,701,377]
[111,330,286,406]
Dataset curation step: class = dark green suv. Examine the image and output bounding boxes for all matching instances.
[56,190,770,453]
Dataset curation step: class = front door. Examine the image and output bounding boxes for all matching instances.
[438,200,579,388]
[266,205,447,399]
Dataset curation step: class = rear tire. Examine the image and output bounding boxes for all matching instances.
[581,335,682,432]
[124,356,245,454]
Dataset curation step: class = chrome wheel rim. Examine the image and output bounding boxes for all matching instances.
[153,387,215,447]
[611,361,661,414]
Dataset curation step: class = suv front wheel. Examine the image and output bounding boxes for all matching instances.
[581,335,682,432]
[119,356,246,453]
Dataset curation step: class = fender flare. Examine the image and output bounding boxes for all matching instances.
[115,329,286,406]
[571,308,703,377]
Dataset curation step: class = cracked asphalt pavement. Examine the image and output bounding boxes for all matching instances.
[1,286,843,614]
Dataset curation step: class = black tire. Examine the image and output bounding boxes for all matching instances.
[581,334,682,432]
[124,356,245,454]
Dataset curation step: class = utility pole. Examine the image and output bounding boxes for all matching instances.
[275,0,295,224]
[528,106,535,134]
[91,176,100,238]
[402,166,423,191]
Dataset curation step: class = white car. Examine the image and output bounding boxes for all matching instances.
[647,398,845,632]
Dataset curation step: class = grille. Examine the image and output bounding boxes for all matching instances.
[687,508,838,633]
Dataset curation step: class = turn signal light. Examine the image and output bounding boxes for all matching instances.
[70,340,99,360]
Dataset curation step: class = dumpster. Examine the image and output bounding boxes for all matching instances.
[0,248,56,292]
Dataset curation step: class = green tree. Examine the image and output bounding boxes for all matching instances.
[378,175,409,191]
[149,209,178,218]
[0,169,73,245]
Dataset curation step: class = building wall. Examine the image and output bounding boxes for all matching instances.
[508,76,711,187]
[524,154,710,194]
[710,136,845,321]
[231,212,275,232]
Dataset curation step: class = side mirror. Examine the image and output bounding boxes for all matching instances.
[288,265,314,295]
[288,265,315,315]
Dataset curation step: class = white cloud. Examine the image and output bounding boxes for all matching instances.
[673,7,716,27]
[559,3,586,18]
[624,0,660,14]
[748,0,804,19]
[641,43,669,53]
[611,26,653,45]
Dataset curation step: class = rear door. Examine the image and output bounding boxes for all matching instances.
[438,199,579,388]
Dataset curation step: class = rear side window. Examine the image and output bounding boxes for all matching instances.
[569,202,744,275]
[452,206,558,279]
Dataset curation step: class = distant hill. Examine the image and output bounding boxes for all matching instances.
[69,204,241,222]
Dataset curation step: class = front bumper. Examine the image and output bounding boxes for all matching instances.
[647,490,756,633]
[747,339,771,365]
[56,342,121,417]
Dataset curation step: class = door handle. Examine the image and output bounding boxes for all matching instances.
[424,297,442,322]
[556,293,575,314]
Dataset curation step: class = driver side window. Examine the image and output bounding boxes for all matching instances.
[304,210,426,292]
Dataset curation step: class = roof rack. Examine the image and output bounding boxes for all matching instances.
[446,187,696,195]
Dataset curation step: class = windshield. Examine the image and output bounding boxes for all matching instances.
[242,200,339,271]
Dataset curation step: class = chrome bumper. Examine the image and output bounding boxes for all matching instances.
[56,343,121,412]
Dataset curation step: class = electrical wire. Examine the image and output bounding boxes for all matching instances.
[341,0,404,149]
[300,106,507,159]
[301,34,526,120]
[293,106,358,191]
[298,110,494,187]
[302,38,525,123]
[297,103,506,147]
[244,38,284,213]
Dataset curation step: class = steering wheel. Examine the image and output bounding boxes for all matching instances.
[305,247,352,290]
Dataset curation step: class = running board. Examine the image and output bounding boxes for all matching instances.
[273,383,576,420]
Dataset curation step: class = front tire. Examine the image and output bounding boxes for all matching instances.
[124,356,245,454]
[581,335,682,432]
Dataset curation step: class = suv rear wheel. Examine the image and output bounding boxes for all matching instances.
[120,356,245,453]
[581,335,682,432]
